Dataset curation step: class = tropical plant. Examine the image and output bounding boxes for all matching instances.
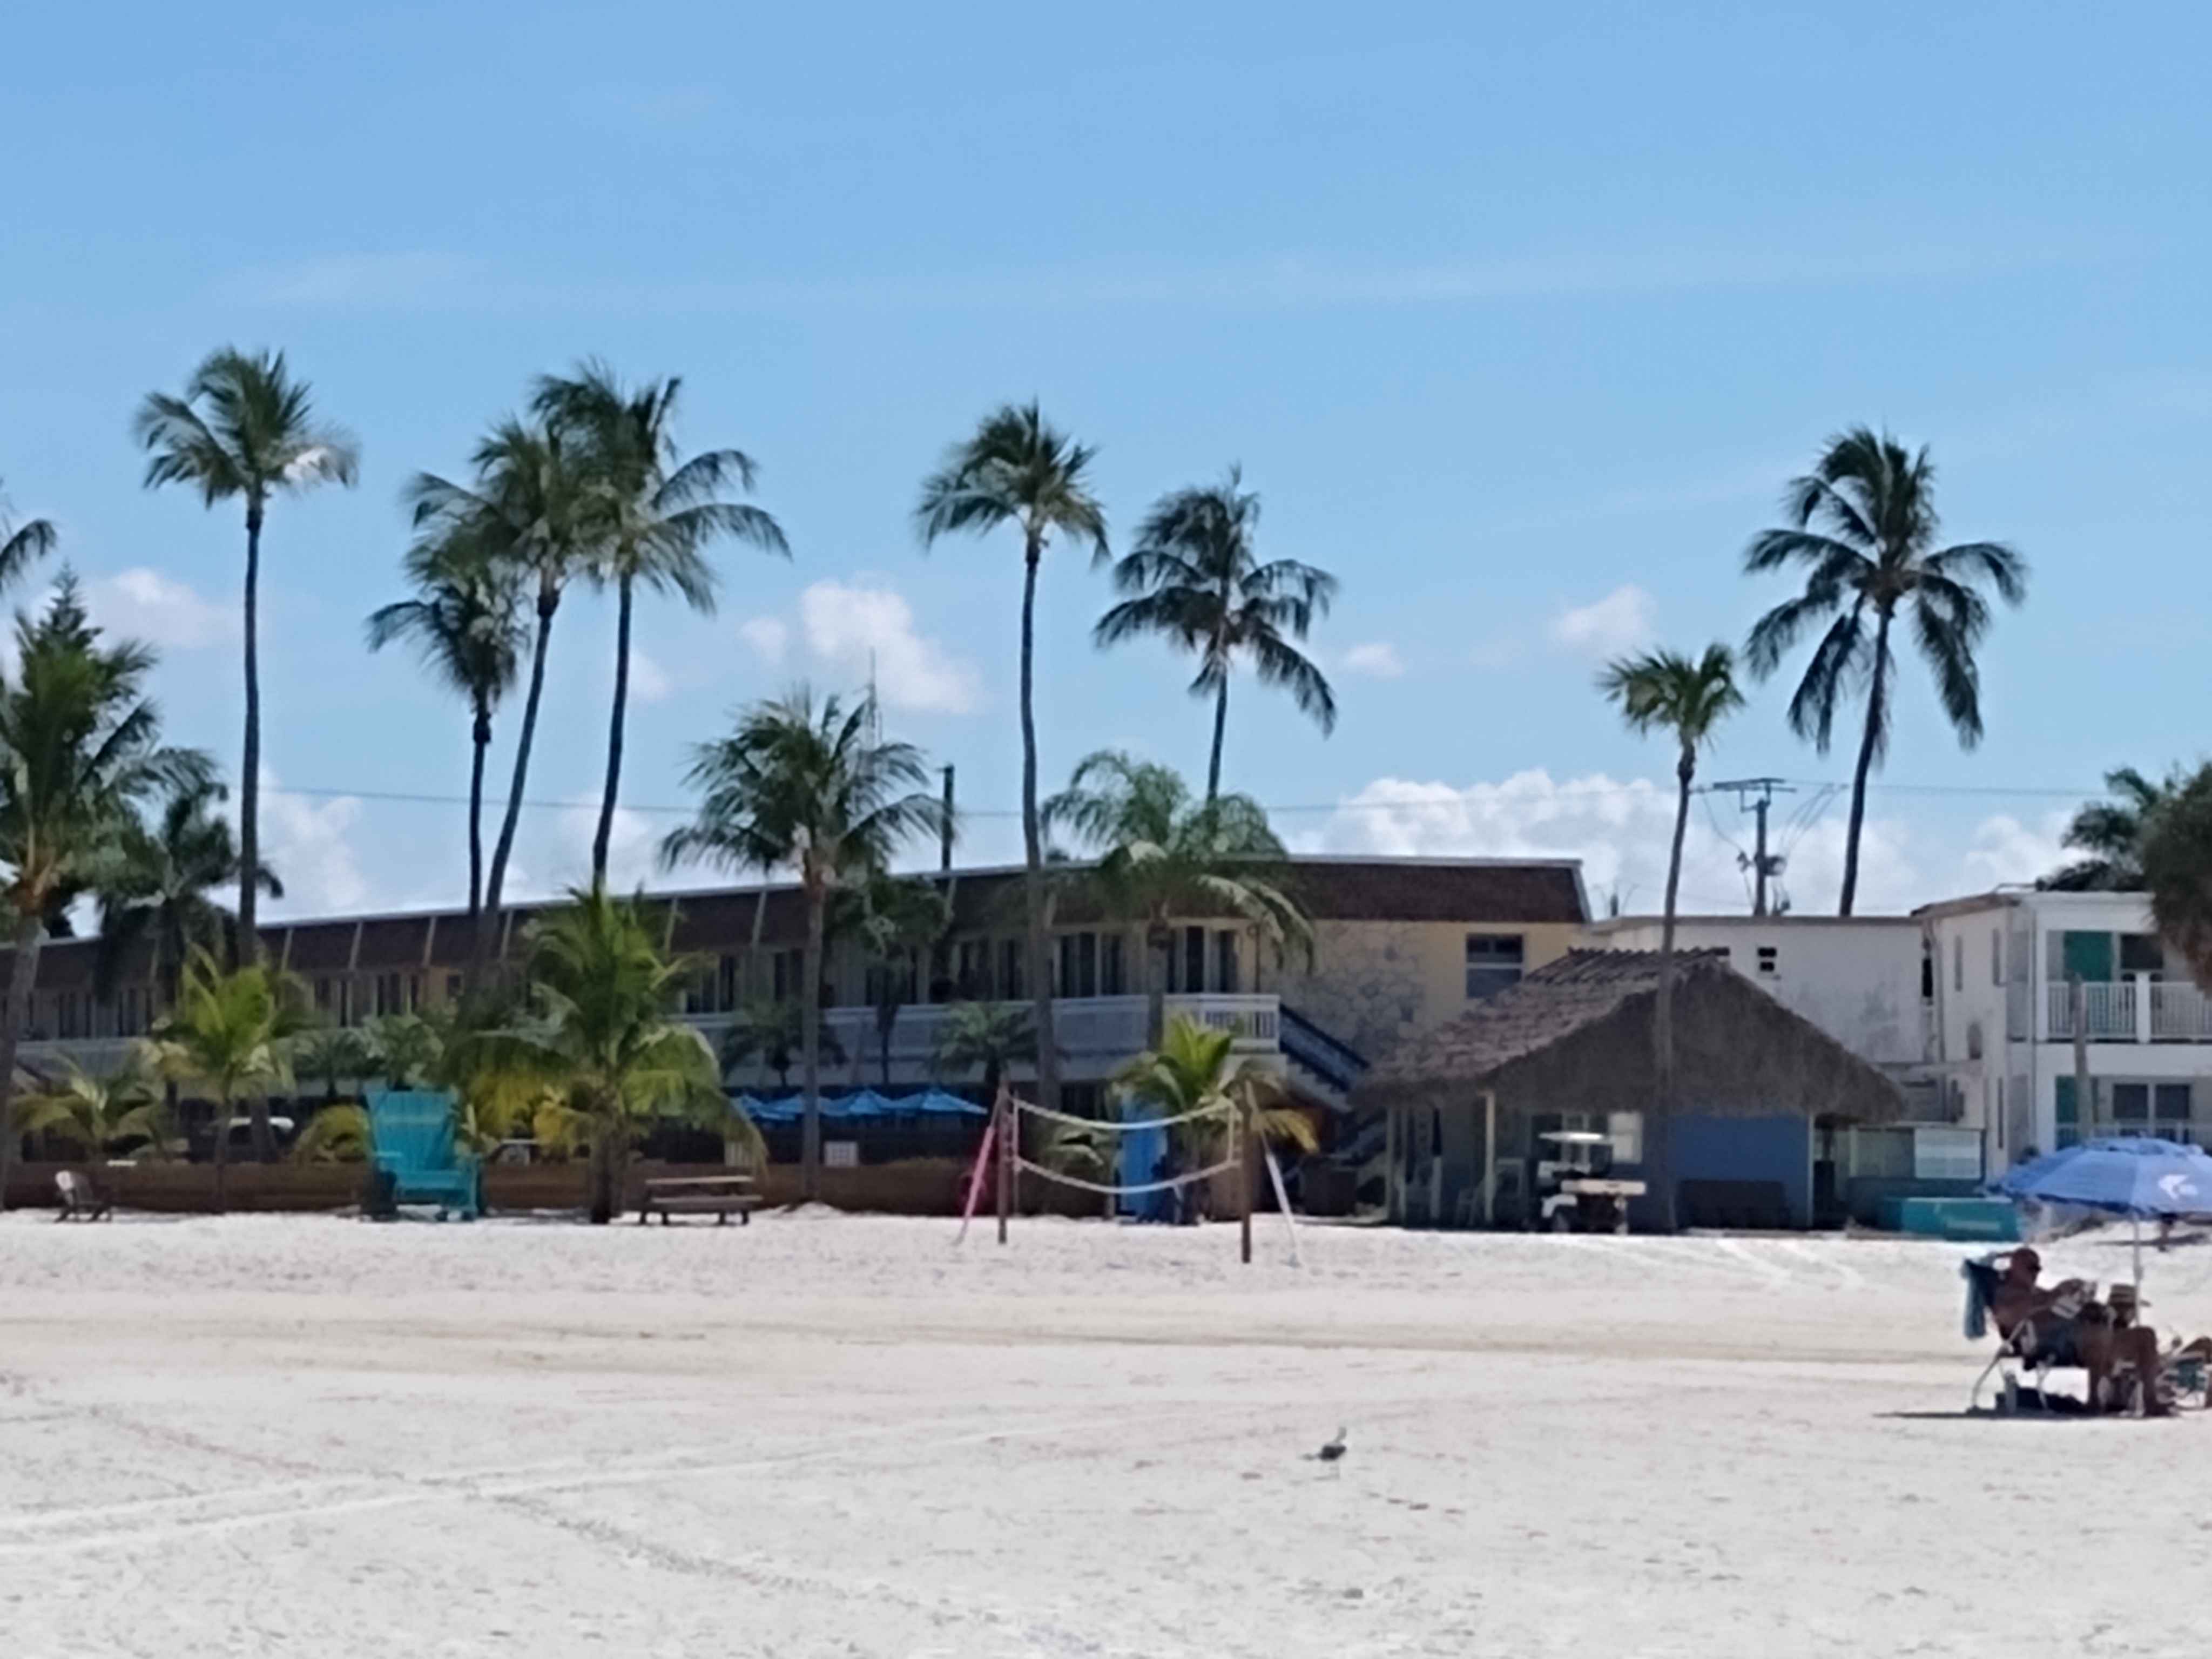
[0,476,56,589]
[94,777,280,1007]
[844,872,949,1086]
[134,348,358,961]
[663,690,942,1197]
[719,997,846,1091]
[531,362,790,883]
[928,1001,1037,1103]
[1044,751,1311,1047]
[294,1026,376,1103]
[404,416,595,980]
[916,402,1108,1116]
[2143,764,2212,992]
[1743,428,2026,915]
[1598,643,1742,1230]
[366,1013,442,1089]
[11,1053,176,1160]
[1096,469,1337,800]
[2043,766,2179,892]
[455,885,744,1223]
[366,544,525,924]
[0,580,212,1208]
[1115,1014,1317,1178]
[148,948,315,1209]
[291,1102,370,1164]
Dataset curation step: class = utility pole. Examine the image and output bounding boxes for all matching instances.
[1711,778,1793,916]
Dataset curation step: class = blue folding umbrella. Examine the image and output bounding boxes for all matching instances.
[1997,1137,2212,1282]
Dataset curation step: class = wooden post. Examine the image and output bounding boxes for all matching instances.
[995,1082,1012,1245]
[1482,1089,1498,1227]
[1239,1103,1255,1265]
[2070,973,2092,1143]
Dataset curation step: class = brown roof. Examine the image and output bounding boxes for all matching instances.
[1360,948,1906,1123]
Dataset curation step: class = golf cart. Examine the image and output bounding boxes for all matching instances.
[1528,1130,1646,1233]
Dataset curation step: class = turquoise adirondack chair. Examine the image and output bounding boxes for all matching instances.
[366,1089,483,1221]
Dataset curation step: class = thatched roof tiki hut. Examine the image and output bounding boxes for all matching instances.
[1358,950,1906,1230]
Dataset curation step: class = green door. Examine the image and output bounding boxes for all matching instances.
[2061,930,2114,982]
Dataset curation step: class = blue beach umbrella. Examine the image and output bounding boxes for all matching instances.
[1998,1137,2212,1282]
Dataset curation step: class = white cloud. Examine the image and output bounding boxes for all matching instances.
[738,616,789,666]
[255,775,372,919]
[1549,585,1656,658]
[1341,641,1405,679]
[85,568,235,650]
[1961,811,2072,891]
[224,251,483,307]
[797,579,981,714]
[628,649,672,705]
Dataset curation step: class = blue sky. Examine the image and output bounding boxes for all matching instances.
[5,2,2208,920]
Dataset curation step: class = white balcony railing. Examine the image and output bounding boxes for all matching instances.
[2045,977,2212,1042]
[2153,982,2212,1041]
[2047,980,2136,1040]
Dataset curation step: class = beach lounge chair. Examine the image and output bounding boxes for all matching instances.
[52,1169,111,1222]
[366,1090,482,1222]
[1961,1250,2090,1412]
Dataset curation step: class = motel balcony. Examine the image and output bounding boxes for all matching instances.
[2041,976,2212,1044]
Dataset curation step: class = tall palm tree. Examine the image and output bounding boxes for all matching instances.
[0,579,211,1209]
[366,544,525,923]
[133,348,358,962]
[1744,428,2026,915]
[662,690,945,1197]
[404,417,594,979]
[844,872,949,1085]
[1045,750,1311,1048]
[1095,469,1337,800]
[148,948,314,1211]
[457,885,738,1223]
[2044,766,2177,892]
[1599,643,1743,1231]
[917,403,1108,1116]
[531,362,790,883]
[2144,765,2212,992]
[95,776,281,1013]
[0,477,57,587]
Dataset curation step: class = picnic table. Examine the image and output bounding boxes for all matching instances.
[636,1173,762,1226]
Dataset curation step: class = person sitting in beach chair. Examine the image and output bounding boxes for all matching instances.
[1986,1248,2167,1416]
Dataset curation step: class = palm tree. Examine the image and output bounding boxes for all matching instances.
[531,362,790,883]
[0,579,211,1209]
[1115,1014,1317,1223]
[458,885,734,1223]
[133,348,358,962]
[917,403,1108,1117]
[291,1103,370,1164]
[12,1053,176,1161]
[930,1001,1038,1104]
[845,873,949,1086]
[405,416,595,980]
[1599,643,1743,1231]
[662,690,945,1198]
[1044,751,1311,1048]
[295,1026,376,1104]
[367,1013,442,1089]
[1096,469,1337,800]
[2044,766,2177,892]
[95,777,281,1011]
[366,544,525,924]
[0,477,56,588]
[1744,428,2026,915]
[720,997,847,1091]
[149,948,315,1211]
[2143,764,2212,992]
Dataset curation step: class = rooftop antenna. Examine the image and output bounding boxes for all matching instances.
[1710,778,1794,916]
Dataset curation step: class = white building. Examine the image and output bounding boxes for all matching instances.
[1917,888,2212,1165]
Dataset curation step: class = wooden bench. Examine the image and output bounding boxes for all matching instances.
[637,1174,762,1226]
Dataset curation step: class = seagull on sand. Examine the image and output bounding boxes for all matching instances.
[1314,1427,1346,1464]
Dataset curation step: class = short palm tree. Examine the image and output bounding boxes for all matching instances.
[662,690,944,1197]
[294,1026,377,1103]
[2143,764,2212,992]
[929,1001,1038,1104]
[1096,469,1337,800]
[0,476,57,588]
[458,885,739,1223]
[367,1013,442,1089]
[134,348,358,962]
[1115,1014,1317,1191]
[845,872,949,1086]
[532,362,790,883]
[1045,751,1311,1048]
[1744,428,2026,915]
[0,579,211,1209]
[366,543,525,924]
[917,403,1108,1116]
[719,997,847,1091]
[1599,642,1743,1229]
[406,416,595,979]
[12,1053,176,1161]
[2044,766,2177,892]
[95,777,281,1010]
[149,948,315,1211]
[291,1102,370,1164]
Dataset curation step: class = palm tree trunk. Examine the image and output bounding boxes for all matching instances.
[1838,609,1893,918]
[1206,675,1229,804]
[237,500,265,968]
[468,696,491,925]
[211,1084,232,1213]
[1650,746,1694,1233]
[478,582,559,983]
[1017,534,1060,1115]
[591,572,634,887]
[0,908,44,1212]
[801,879,826,1201]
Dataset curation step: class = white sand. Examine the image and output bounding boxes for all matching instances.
[5,1211,2210,1658]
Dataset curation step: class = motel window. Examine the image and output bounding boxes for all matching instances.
[2120,934,2168,977]
[717,955,737,1011]
[1183,926,1206,995]
[997,939,1025,1001]
[956,939,990,999]
[1215,932,1239,995]
[1058,932,1099,999]
[1991,928,2003,987]
[771,949,804,1004]
[1756,946,1779,977]
[1101,935,1126,997]
[1953,935,1964,993]
[1465,934,1525,1000]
